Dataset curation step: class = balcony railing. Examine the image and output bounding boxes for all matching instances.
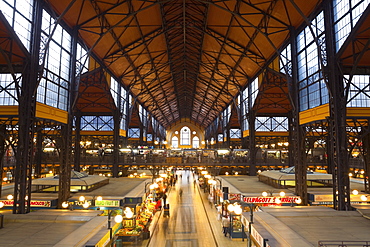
[318,241,370,247]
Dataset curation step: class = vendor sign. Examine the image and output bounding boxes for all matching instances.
[228,193,241,201]
[243,196,300,204]
[251,224,265,247]
[0,200,52,207]
[95,200,120,207]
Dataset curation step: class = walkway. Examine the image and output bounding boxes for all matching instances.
[1,175,370,246]
[143,170,246,247]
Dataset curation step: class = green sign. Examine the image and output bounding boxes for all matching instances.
[95,200,120,207]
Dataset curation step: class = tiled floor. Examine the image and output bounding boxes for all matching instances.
[1,175,370,247]
[143,171,247,247]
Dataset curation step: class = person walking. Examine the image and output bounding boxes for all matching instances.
[179,188,183,197]
[222,216,230,237]
[163,193,167,205]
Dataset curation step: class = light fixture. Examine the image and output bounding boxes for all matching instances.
[208,179,216,185]
[262,191,268,197]
[124,207,134,218]
[82,201,90,209]
[79,196,85,202]
[295,198,302,204]
[97,196,103,201]
[114,215,123,223]
[279,191,286,197]
[0,201,4,208]
[234,205,242,215]
[352,190,359,195]
[7,194,13,200]
[227,204,235,212]
[61,201,69,208]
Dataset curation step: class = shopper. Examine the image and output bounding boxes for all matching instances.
[221,216,230,237]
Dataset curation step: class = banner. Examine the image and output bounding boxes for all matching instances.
[0,200,51,207]
[228,193,241,201]
[243,196,300,204]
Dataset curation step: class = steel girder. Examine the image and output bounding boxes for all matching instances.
[37,122,72,208]
[11,0,44,213]
[46,0,319,129]
[324,2,370,210]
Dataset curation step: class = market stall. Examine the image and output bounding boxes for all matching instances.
[115,195,157,243]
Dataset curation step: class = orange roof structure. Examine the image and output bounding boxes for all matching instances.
[46,0,322,128]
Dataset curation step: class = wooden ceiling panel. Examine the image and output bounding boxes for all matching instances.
[45,0,323,128]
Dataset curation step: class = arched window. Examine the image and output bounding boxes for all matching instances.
[172,136,179,148]
[192,136,199,148]
[180,126,190,145]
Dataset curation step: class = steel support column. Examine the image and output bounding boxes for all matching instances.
[0,124,5,198]
[324,1,351,210]
[225,126,230,149]
[113,110,120,177]
[362,132,370,193]
[139,118,144,147]
[289,26,307,205]
[58,125,72,208]
[248,100,257,176]
[14,70,36,214]
[293,124,308,205]
[13,0,43,214]
[58,25,80,208]
[34,128,43,178]
[74,114,81,172]
[70,27,79,172]
[288,115,294,167]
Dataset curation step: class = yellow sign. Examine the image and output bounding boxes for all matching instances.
[95,200,120,207]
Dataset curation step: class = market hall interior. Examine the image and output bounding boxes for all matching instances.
[1,171,370,247]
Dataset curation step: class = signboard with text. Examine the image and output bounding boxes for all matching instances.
[0,200,52,207]
[243,196,300,204]
[228,193,241,201]
[251,224,265,247]
[95,200,120,207]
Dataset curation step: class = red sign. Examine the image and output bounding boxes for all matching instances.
[228,193,241,201]
[243,196,299,204]
[0,200,52,207]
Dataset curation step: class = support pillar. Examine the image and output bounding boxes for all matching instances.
[0,124,6,198]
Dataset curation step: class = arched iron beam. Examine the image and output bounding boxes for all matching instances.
[102,27,165,61]
[195,0,241,125]
[199,0,281,126]
[84,0,174,127]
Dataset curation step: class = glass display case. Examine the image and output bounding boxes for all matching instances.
[230,215,243,238]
